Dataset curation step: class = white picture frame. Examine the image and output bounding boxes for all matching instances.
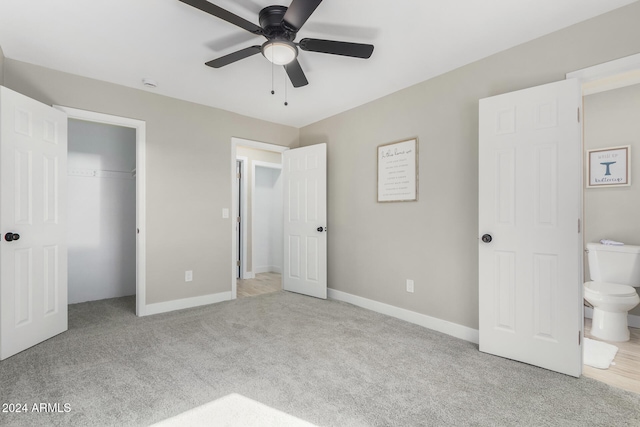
[377,138,418,202]
[587,145,631,188]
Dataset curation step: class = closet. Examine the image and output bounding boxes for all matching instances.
[67,119,136,304]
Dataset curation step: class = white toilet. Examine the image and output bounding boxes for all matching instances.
[584,242,640,342]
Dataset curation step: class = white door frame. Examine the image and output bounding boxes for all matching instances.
[53,106,147,316]
[567,53,640,96]
[252,160,283,275]
[230,137,288,299]
[236,156,249,279]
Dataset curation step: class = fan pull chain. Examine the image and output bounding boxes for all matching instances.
[284,68,288,106]
[271,59,275,95]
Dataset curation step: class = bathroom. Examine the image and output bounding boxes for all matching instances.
[582,81,640,393]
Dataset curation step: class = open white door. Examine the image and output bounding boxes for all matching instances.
[478,79,583,377]
[283,143,327,299]
[0,86,68,360]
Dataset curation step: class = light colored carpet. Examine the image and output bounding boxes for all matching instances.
[584,337,619,369]
[1,291,640,426]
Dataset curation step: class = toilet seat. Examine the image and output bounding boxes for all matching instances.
[584,281,637,297]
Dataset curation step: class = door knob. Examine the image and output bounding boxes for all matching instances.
[481,234,492,243]
[4,232,20,242]
[317,227,326,232]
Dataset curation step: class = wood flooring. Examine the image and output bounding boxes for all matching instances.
[583,317,640,394]
[237,272,281,298]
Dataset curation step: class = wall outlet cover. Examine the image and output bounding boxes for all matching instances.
[406,279,414,293]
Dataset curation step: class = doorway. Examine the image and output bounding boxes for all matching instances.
[581,88,640,393]
[67,119,136,306]
[55,106,147,316]
[238,161,283,298]
[570,60,640,393]
[231,138,288,299]
[478,53,640,379]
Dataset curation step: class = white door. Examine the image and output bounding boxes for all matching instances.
[283,143,327,299]
[478,79,583,377]
[0,86,68,360]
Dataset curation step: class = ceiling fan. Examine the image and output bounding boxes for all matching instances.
[178,0,375,88]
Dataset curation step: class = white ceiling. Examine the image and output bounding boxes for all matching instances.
[0,0,636,128]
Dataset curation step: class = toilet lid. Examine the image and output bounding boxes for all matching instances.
[584,281,637,297]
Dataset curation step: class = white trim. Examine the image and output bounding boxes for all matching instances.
[567,53,640,95]
[144,292,231,316]
[584,307,640,329]
[328,289,480,344]
[233,138,289,153]
[253,160,283,170]
[236,156,250,280]
[54,105,148,317]
[230,138,289,299]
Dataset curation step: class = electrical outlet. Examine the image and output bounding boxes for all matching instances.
[185,270,193,282]
[406,279,414,293]
[222,208,229,219]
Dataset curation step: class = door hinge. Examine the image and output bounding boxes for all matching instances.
[578,331,581,345]
[236,260,240,267]
[237,172,241,179]
[237,216,241,223]
[577,107,580,123]
[578,218,581,233]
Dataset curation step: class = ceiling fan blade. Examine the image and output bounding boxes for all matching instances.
[205,45,262,68]
[179,0,263,35]
[282,0,322,31]
[299,38,374,58]
[284,59,309,88]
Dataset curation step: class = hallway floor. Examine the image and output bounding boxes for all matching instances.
[237,272,281,298]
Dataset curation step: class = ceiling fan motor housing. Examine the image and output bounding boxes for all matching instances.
[259,6,296,40]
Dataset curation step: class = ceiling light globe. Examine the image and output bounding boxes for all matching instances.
[262,41,297,65]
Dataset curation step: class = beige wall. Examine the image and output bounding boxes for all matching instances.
[0,45,5,85]
[3,59,298,305]
[584,83,640,316]
[299,2,640,329]
[236,145,283,273]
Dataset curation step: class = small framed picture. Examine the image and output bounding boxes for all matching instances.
[587,146,630,188]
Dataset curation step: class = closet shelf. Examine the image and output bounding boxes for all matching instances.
[68,168,135,179]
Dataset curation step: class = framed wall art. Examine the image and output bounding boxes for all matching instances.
[587,145,631,188]
[377,138,418,202]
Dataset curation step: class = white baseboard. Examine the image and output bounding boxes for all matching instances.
[584,307,640,329]
[254,266,282,274]
[142,291,231,316]
[328,289,479,344]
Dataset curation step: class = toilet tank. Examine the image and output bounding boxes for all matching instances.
[587,243,640,286]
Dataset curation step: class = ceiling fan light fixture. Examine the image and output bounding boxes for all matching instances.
[262,40,297,65]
